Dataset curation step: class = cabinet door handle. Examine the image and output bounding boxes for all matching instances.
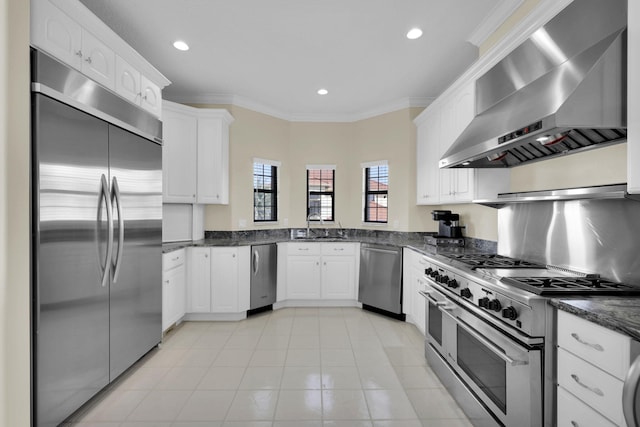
[299,248,309,251]
[75,50,83,58]
[334,248,344,251]
[85,56,92,64]
[571,374,604,396]
[570,333,604,352]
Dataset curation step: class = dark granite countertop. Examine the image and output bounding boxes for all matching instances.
[164,235,496,256]
[551,297,640,341]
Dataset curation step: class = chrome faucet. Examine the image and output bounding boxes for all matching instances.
[306,212,322,237]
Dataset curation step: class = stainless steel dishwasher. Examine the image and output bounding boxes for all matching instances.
[249,243,277,314]
[358,243,404,319]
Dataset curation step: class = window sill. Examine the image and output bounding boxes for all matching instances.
[361,222,388,227]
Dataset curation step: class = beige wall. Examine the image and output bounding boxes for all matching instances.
[1,0,31,425]
[510,143,627,192]
[202,106,427,232]
[196,105,291,230]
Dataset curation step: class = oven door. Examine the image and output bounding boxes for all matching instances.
[424,284,543,426]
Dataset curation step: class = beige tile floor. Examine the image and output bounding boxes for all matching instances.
[63,307,472,427]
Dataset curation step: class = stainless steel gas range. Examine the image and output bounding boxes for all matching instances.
[420,251,640,427]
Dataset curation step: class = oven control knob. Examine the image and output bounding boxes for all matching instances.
[460,288,472,299]
[447,278,458,288]
[478,297,490,308]
[431,271,440,280]
[502,306,518,320]
[439,275,450,284]
[425,267,433,275]
[488,299,502,312]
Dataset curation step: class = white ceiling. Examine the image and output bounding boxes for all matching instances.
[79,0,523,122]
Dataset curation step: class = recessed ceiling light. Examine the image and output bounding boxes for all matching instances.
[317,88,328,95]
[406,28,423,40]
[173,40,190,51]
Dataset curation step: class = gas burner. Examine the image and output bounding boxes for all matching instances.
[444,253,544,269]
[502,276,640,295]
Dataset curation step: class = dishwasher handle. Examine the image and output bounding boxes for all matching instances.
[362,246,400,256]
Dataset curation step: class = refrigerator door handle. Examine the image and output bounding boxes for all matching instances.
[111,176,125,283]
[99,174,114,288]
[253,250,260,275]
[623,354,640,426]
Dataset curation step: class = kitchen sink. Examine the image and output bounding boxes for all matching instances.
[290,230,348,240]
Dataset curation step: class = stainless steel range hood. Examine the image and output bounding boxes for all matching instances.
[440,0,627,169]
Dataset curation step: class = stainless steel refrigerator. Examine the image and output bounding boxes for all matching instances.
[31,49,163,427]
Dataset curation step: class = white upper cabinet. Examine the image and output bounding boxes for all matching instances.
[162,102,233,204]
[115,57,162,117]
[416,110,441,205]
[32,0,83,69]
[197,111,234,204]
[31,0,170,118]
[115,56,141,104]
[415,80,509,204]
[80,29,115,90]
[162,103,198,203]
[140,75,162,117]
[162,101,234,204]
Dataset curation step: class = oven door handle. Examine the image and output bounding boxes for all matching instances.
[455,318,529,367]
[418,290,434,299]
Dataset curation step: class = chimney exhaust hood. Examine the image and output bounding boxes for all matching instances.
[440,0,627,169]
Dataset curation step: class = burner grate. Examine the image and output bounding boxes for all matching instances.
[502,276,640,295]
[445,253,543,268]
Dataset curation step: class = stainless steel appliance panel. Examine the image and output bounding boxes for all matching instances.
[250,243,277,309]
[108,125,162,380]
[358,243,403,315]
[424,283,542,426]
[498,198,640,285]
[33,94,111,427]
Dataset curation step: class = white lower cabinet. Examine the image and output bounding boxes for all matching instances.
[188,247,211,313]
[162,249,186,331]
[321,256,355,299]
[402,247,427,334]
[187,246,250,317]
[286,255,322,299]
[282,242,358,302]
[556,310,632,426]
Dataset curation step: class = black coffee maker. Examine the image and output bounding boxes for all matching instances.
[432,210,465,238]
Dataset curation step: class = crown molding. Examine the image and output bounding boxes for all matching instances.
[467,0,525,47]
[165,93,433,123]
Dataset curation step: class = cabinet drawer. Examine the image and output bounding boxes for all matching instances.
[287,242,321,256]
[557,386,617,427]
[557,348,624,425]
[163,249,185,271]
[321,242,356,255]
[558,310,630,379]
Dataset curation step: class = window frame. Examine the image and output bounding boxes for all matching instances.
[306,167,335,222]
[253,161,279,223]
[363,163,388,224]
